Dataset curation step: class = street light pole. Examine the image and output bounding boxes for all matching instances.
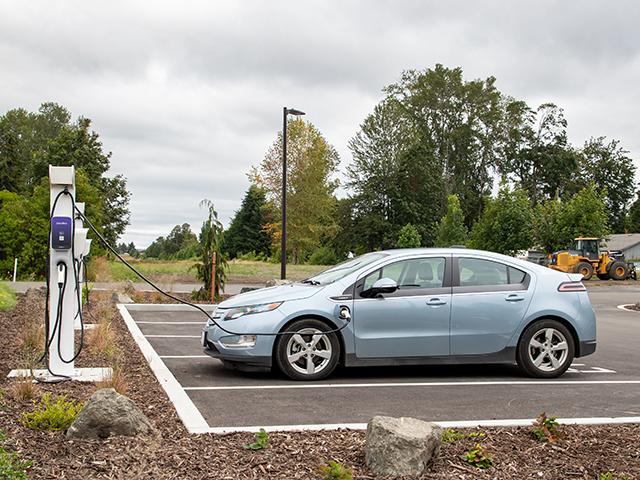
[281,106,305,280]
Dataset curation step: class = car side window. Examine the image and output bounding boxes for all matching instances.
[458,258,508,286]
[508,266,527,284]
[361,257,446,295]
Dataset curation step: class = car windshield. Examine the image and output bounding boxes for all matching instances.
[302,253,387,285]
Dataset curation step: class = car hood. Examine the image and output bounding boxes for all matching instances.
[219,283,322,308]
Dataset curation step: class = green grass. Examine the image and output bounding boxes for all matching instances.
[0,283,16,311]
[101,258,326,284]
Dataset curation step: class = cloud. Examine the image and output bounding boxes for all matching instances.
[1,0,638,247]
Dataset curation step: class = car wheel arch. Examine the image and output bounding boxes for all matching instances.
[516,314,581,357]
[273,314,346,365]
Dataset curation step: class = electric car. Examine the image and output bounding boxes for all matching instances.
[202,249,597,381]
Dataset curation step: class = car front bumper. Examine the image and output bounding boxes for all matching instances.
[202,328,272,369]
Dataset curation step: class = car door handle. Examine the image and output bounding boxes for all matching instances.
[505,294,525,302]
[426,298,447,306]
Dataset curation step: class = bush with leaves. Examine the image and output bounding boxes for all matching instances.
[244,428,269,450]
[463,443,493,469]
[436,194,468,247]
[320,460,353,480]
[21,393,83,431]
[531,412,562,443]
[395,223,422,248]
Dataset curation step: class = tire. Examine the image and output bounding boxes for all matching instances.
[574,262,594,281]
[516,319,575,378]
[274,318,340,381]
[609,261,628,281]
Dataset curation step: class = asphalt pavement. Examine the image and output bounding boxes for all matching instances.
[120,286,640,431]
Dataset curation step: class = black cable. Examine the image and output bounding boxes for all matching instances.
[73,205,351,338]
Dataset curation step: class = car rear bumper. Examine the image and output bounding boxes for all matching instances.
[578,340,597,357]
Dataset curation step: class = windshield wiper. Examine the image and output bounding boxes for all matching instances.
[301,279,321,285]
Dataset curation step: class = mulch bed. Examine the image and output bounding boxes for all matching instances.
[0,290,639,479]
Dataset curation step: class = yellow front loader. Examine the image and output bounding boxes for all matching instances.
[548,237,635,281]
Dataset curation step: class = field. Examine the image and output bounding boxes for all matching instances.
[93,257,326,284]
[0,282,16,311]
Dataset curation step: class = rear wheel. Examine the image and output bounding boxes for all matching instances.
[609,261,628,281]
[516,319,575,378]
[275,319,340,381]
[575,262,594,281]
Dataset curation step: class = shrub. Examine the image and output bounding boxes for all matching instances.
[244,428,269,450]
[395,223,422,248]
[441,428,465,443]
[320,460,353,480]
[308,247,339,265]
[0,443,32,480]
[531,413,562,443]
[21,393,83,431]
[599,472,630,480]
[0,284,16,311]
[86,317,119,360]
[464,443,493,469]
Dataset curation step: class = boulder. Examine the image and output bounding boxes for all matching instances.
[365,416,441,477]
[67,388,156,439]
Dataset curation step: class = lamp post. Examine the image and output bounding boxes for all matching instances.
[281,106,305,280]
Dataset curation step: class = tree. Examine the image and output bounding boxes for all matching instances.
[470,186,534,255]
[435,194,468,247]
[250,118,339,263]
[144,224,198,259]
[579,137,636,233]
[627,193,640,233]
[384,64,504,226]
[194,200,228,301]
[501,103,581,205]
[395,224,422,248]
[223,185,271,259]
[533,184,609,253]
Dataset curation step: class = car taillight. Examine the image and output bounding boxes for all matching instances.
[558,281,586,292]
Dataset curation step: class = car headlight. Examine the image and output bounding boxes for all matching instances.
[224,302,282,320]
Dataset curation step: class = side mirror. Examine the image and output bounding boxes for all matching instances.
[364,277,398,297]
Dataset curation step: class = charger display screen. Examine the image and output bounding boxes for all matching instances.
[51,216,72,250]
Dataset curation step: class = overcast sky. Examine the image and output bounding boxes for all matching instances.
[1,1,639,247]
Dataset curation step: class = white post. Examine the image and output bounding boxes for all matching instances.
[12,258,17,282]
[48,165,76,377]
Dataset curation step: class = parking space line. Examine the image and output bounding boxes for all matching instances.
[201,416,640,434]
[160,355,209,359]
[118,304,210,433]
[183,379,640,391]
[135,321,204,325]
[144,335,200,338]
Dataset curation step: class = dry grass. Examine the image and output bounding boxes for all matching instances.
[85,299,120,361]
[17,316,45,367]
[10,377,37,402]
[96,363,129,395]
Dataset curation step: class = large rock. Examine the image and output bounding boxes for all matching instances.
[67,388,156,439]
[365,416,441,477]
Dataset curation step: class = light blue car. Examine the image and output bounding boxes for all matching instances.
[202,249,596,380]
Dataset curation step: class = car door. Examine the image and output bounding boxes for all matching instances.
[450,256,533,356]
[353,256,451,358]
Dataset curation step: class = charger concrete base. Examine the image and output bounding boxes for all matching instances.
[8,367,113,383]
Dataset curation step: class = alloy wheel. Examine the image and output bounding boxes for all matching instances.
[285,328,333,376]
[527,327,569,372]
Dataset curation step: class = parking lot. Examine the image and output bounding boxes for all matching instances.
[118,286,640,433]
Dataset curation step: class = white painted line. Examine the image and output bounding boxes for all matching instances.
[144,335,200,338]
[160,355,209,359]
[617,304,638,312]
[135,321,203,325]
[117,304,210,433]
[202,416,640,434]
[184,379,640,391]
[125,303,217,312]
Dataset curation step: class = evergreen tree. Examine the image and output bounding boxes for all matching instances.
[223,185,271,259]
[435,195,468,247]
[395,224,422,248]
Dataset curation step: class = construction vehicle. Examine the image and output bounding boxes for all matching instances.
[548,237,637,281]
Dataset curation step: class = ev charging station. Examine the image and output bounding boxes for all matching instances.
[8,165,110,383]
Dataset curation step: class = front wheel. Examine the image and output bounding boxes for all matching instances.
[516,319,575,378]
[274,319,340,381]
